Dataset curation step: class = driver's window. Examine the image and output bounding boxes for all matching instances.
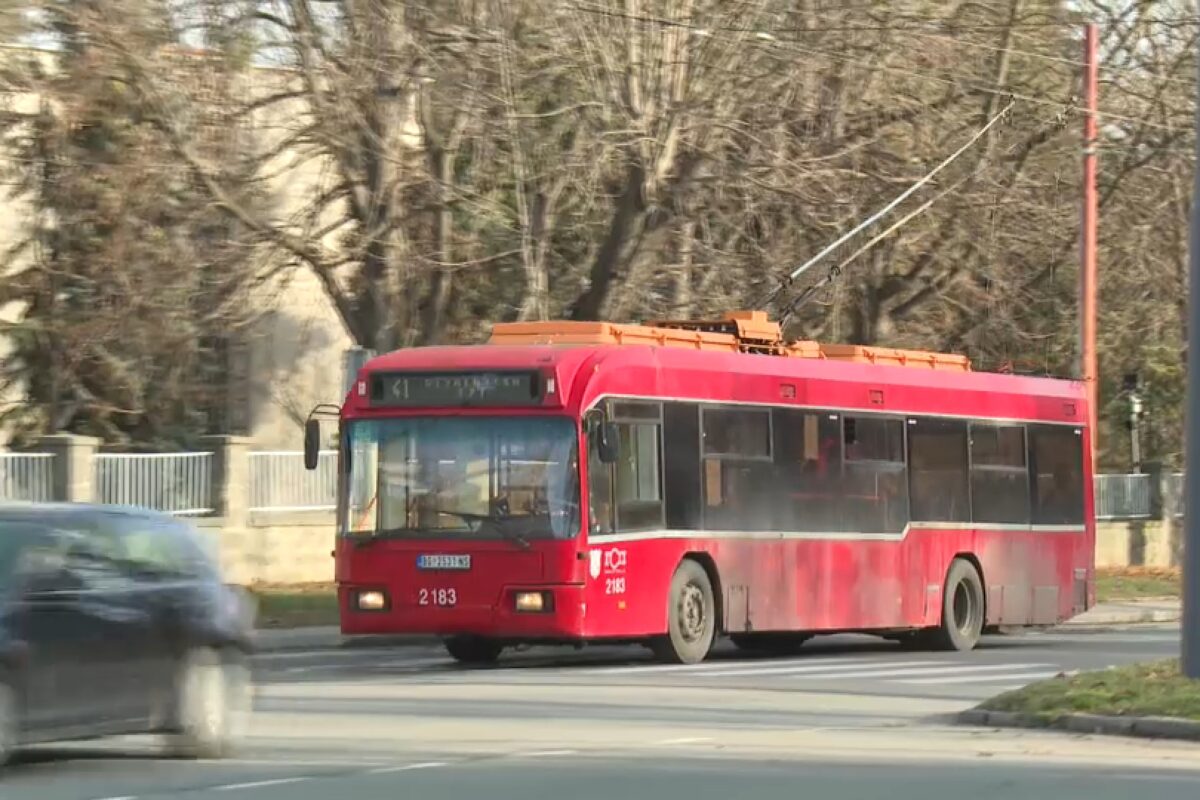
[587,412,614,536]
[588,402,664,535]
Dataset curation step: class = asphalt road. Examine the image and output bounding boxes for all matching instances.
[4,625,1198,800]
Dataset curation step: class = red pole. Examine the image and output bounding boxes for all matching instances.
[1082,23,1099,468]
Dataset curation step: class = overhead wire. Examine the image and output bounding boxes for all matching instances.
[760,98,1016,312]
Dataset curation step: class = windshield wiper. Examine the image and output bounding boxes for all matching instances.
[438,509,531,551]
[351,527,424,546]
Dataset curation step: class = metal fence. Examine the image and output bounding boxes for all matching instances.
[0,453,57,502]
[249,450,337,513]
[1165,472,1186,519]
[1093,473,1153,520]
[94,452,215,516]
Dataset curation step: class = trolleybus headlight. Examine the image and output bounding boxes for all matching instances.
[355,589,389,611]
[514,591,553,613]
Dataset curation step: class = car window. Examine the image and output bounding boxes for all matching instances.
[0,519,47,582]
[110,515,215,579]
[55,520,129,591]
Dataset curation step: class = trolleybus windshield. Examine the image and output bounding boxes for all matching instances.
[341,416,580,541]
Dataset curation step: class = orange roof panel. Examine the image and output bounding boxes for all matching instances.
[487,311,971,371]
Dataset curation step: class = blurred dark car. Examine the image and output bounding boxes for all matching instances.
[0,504,255,767]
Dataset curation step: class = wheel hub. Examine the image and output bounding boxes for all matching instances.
[953,582,975,635]
[679,583,707,642]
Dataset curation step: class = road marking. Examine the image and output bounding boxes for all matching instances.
[213,777,310,792]
[654,737,714,745]
[520,750,578,757]
[779,662,1058,681]
[699,659,942,678]
[898,670,1059,685]
[580,655,873,676]
[1021,633,1179,644]
[368,761,449,774]
[92,796,137,800]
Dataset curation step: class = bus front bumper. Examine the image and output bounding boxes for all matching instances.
[337,583,587,639]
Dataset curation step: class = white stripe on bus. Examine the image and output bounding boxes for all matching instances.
[587,523,1085,545]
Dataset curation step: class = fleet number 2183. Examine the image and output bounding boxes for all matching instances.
[605,577,626,595]
[419,588,457,606]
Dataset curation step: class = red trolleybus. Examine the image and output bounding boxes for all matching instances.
[305,311,1094,665]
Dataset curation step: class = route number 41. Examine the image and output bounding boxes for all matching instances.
[419,588,457,606]
[605,577,626,595]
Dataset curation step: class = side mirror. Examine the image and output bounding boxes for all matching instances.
[304,418,321,471]
[597,422,619,464]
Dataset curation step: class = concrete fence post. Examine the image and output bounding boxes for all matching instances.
[33,434,100,502]
[201,435,253,526]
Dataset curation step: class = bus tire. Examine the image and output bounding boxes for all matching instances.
[932,559,986,652]
[730,633,811,654]
[445,636,503,665]
[651,559,716,665]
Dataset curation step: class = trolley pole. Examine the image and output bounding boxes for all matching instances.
[1081,23,1099,470]
[1183,0,1200,680]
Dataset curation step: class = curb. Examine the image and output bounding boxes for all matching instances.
[1058,608,1181,628]
[958,708,1200,742]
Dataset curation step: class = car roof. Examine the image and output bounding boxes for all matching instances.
[0,502,181,525]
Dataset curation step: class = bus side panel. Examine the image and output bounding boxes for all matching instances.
[581,526,1091,640]
[581,538,687,638]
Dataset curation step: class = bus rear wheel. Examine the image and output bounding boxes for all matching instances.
[931,559,986,652]
[651,559,716,665]
[444,636,503,665]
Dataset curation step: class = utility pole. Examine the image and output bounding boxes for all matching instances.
[1183,0,1200,680]
[1130,393,1143,473]
[1081,23,1099,470]
[1124,373,1143,473]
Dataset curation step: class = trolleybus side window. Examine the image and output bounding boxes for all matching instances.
[842,416,907,534]
[907,418,970,523]
[700,407,773,531]
[588,402,664,534]
[1029,425,1085,525]
[772,409,842,532]
[586,412,615,536]
[662,403,703,530]
[969,423,1030,525]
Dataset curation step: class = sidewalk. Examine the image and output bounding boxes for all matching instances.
[1060,598,1181,627]
[250,599,1182,653]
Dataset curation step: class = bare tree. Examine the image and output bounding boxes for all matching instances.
[0,0,268,445]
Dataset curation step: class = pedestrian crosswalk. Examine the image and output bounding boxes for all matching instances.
[412,652,1070,695]
[567,654,1064,693]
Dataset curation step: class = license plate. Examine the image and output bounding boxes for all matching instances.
[416,554,471,570]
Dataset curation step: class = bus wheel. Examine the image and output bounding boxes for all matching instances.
[651,559,716,665]
[444,636,503,665]
[730,633,811,654]
[932,559,986,652]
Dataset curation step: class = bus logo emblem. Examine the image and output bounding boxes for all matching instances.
[589,550,602,579]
